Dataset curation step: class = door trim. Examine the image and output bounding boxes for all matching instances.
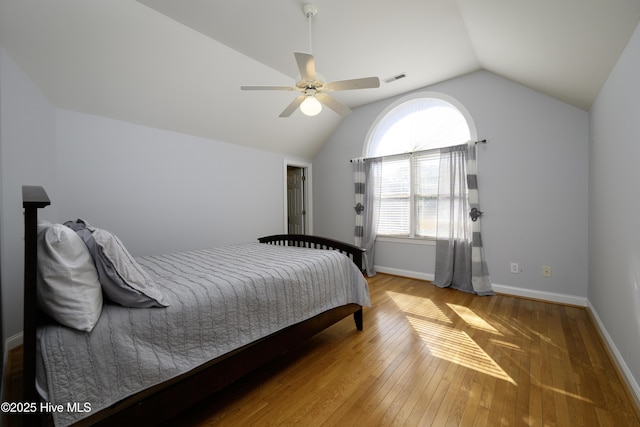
[283,159,312,235]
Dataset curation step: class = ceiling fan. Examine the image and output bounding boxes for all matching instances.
[240,4,380,118]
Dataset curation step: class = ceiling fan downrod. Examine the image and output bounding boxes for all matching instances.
[303,4,318,54]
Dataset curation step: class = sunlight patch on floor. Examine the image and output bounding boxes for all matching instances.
[407,316,517,384]
[539,383,594,403]
[386,290,516,384]
[447,303,501,334]
[490,339,524,352]
[387,291,452,324]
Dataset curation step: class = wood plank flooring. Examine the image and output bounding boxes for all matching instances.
[168,274,640,426]
[5,274,640,426]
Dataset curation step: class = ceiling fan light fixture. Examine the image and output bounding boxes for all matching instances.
[300,95,322,116]
[240,3,379,118]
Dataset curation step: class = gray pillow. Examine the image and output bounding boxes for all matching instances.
[65,219,168,308]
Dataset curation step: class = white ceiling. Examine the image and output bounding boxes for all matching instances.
[1,0,639,159]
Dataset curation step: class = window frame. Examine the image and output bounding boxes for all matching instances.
[364,92,477,243]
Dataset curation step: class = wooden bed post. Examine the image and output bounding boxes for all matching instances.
[354,308,363,331]
[22,186,50,417]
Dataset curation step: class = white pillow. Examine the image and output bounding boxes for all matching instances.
[36,222,103,332]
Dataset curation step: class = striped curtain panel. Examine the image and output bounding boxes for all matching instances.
[352,157,382,276]
[467,143,492,294]
[433,143,493,295]
[467,143,493,295]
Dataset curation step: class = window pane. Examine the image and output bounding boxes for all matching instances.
[380,158,410,195]
[368,97,471,157]
[415,153,439,194]
[415,196,437,237]
[378,198,409,236]
[414,152,439,237]
[377,157,410,236]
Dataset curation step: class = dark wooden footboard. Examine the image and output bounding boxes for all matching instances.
[258,234,365,274]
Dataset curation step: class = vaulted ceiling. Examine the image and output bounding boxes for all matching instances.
[1,0,639,159]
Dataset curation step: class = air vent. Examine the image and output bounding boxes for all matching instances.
[384,73,406,84]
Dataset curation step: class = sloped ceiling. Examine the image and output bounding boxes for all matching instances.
[1,0,639,159]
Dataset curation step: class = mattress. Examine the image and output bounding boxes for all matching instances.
[37,242,370,426]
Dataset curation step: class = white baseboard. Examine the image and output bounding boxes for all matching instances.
[373,266,434,282]
[491,283,588,307]
[586,301,640,410]
[374,265,587,306]
[5,332,23,351]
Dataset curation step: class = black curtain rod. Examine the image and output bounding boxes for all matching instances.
[350,139,488,162]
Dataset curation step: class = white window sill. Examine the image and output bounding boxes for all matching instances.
[376,236,436,246]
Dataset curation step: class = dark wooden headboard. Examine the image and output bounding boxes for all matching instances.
[21,186,50,414]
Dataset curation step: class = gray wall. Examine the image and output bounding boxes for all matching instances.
[0,48,286,345]
[313,70,590,302]
[1,48,58,345]
[589,22,640,402]
[55,110,284,256]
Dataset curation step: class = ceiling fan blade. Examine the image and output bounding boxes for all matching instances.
[316,93,351,116]
[294,52,316,82]
[241,85,296,91]
[279,95,305,118]
[324,77,380,92]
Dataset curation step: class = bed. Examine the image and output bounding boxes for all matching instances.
[21,185,369,426]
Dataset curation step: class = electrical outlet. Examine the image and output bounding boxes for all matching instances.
[510,263,520,274]
[542,266,552,277]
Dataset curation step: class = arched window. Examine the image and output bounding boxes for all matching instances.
[365,93,475,238]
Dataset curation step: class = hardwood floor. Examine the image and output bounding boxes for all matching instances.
[5,274,640,426]
[168,274,640,426]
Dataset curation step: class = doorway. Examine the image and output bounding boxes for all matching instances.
[284,161,312,234]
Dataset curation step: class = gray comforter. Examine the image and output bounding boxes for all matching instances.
[37,243,370,426]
